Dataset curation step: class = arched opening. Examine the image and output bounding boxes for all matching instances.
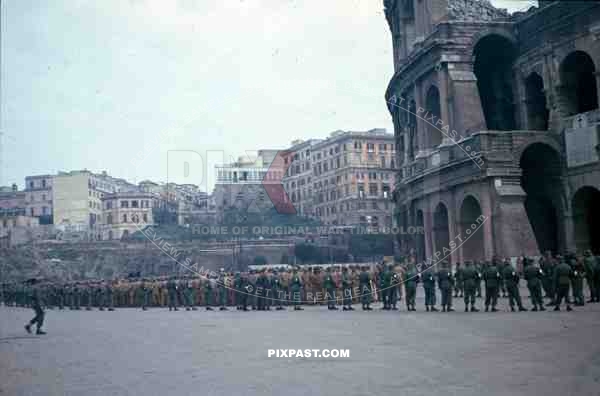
[425,85,442,148]
[474,34,517,130]
[572,186,600,253]
[433,203,450,260]
[525,72,549,130]
[520,143,563,254]
[559,51,599,116]
[121,229,130,241]
[460,196,484,262]
[415,209,425,263]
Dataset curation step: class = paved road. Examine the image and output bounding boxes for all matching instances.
[1,294,600,396]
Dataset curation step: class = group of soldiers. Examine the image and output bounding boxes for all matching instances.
[3,250,600,317]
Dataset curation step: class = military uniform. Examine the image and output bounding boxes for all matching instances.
[502,263,526,312]
[571,261,585,306]
[359,267,372,310]
[436,264,454,312]
[167,278,179,311]
[462,262,479,312]
[24,281,46,335]
[323,268,338,310]
[290,271,303,310]
[341,267,354,311]
[583,251,597,302]
[422,270,438,311]
[523,259,545,311]
[483,262,501,311]
[404,265,418,311]
[554,259,573,311]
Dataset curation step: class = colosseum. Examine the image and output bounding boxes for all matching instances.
[384,0,600,263]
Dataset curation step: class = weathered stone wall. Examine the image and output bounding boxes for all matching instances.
[0,241,291,281]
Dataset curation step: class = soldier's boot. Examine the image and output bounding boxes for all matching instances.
[36,329,46,335]
[471,305,479,312]
[99,307,104,311]
[220,306,228,311]
[442,306,446,312]
[447,306,454,312]
[426,305,430,312]
[431,306,438,312]
[464,306,469,312]
[553,305,560,311]
[343,306,348,311]
[108,308,115,311]
[485,306,489,312]
[206,307,213,311]
[392,304,398,311]
[539,305,546,311]
[25,324,32,334]
[348,306,355,311]
[491,306,498,312]
[566,305,573,311]
[519,306,527,312]
[366,305,372,311]
[510,306,515,312]
[186,307,191,311]
[192,307,198,311]
[174,307,178,311]
[169,307,172,311]
[86,307,92,311]
[531,306,538,311]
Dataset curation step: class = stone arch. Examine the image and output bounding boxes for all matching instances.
[433,202,450,259]
[459,195,485,262]
[473,34,517,130]
[572,186,600,253]
[424,85,443,149]
[525,72,549,130]
[520,143,564,254]
[559,50,599,116]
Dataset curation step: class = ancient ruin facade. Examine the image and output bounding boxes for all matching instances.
[384,0,600,263]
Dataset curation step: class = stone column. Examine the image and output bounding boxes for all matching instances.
[414,81,427,157]
[423,203,434,261]
[492,189,539,258]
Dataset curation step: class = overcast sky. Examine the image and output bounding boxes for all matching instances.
[1,0,537,192]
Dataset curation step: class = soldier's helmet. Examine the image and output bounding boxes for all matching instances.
[584,249,592,256]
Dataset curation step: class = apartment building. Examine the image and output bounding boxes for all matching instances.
[311,129,396,227]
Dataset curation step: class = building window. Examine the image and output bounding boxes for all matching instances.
[42,206,48,215]
[143,214,148,223]
[369,183,378,196]
[121,201,129,208]
[132,200,139,208]
[122,214,127,223]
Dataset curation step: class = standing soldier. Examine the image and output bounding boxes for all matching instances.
[390,264,401,310]
[341,267,354,311]
[271,270,284,310]
[462,261,479,312]
[290,268,303,310]
[503,259,527,312]
[570,257,585,306]
[595,252,600,303]
[140,279,151,311]
[167,276,178,311]
[437,261,454,312]
[24,279,46,335]
[554,257,573,311]
[483,259,501,312]
[85,282,94,311]
[404,263,418,311]
[203,275,214,311]
[184,277,195,311]
[523,258,545,311]
[256,269,267,311]
[72,282,81,310]
[498,260,509,298]
[218,273,229,311]
[454,262,464,298]
[323,267,338,310]
[234,272,242,310]
[583,250,597,303]
[540,251,556,304]
[422,268,438,312]
[474,261,483,298]
[380,265,392,310]
[359,266,372,311]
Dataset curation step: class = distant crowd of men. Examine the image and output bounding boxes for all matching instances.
[4,250,600,334]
